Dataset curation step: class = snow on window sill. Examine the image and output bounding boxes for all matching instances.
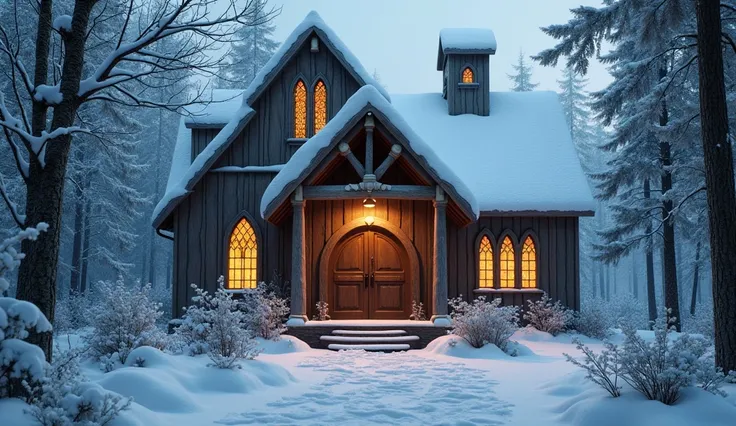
[473,288,544,294]
[286,138,308,144]
[224,288,257,294]
[457,83,480,89]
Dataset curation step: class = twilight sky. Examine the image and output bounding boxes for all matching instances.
[268,0,612,94]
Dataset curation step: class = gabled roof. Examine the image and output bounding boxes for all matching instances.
[260,85,479,221]
[391,91,595,214]
[152,11,388,230]
[437,28,497,70]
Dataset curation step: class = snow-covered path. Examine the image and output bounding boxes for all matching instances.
[217,349,514,425]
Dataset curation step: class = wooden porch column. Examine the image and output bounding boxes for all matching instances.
[287,186,308,325]
[431,187,451,326]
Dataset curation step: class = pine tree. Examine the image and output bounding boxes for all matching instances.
[507,49,539,92]
[215,0,279,89]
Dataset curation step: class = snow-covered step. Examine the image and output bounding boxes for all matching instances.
[321,335,420,343]
[332,329,407,336]
[327,343,411,351]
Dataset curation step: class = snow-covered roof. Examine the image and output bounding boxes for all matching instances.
[184,89,243,127]
[241,10,389,106]
[260,85,479,220]
[391,91,595,214]
[439,28,497,53]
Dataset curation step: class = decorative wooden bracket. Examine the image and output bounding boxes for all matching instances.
[338,142,365,176]
[375,144,402,181]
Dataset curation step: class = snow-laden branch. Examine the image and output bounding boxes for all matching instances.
[0,171,25,228]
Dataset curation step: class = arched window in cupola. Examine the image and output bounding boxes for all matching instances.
[293,79,307,138]
[521,236,537,288]
[228,217,258,289]
[499,236,515,288]
[478,235,494,288]
[313,80,327,134]
[462,67,474,83]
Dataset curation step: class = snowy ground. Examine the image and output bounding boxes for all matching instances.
[4,330,736,426]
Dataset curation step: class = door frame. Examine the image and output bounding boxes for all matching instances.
[318,217,421,311]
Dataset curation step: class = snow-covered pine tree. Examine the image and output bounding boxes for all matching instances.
[533,1,718,333]
[215,0,280,89]
[507,49,539,92]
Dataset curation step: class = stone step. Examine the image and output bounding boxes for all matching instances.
[321,335,420,343]
[331,329,407,336]
[327,343,411,352]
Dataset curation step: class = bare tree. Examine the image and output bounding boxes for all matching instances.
[0,0,279,359]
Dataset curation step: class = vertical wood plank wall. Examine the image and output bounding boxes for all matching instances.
[447,216,581,311]
[446,54,490,116]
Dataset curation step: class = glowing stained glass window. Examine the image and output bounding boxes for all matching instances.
[228,218,258,289]
[500,236,515,288]
[294,80,307,138]
[479,235,493,288]
[462,67,474,83]
[521,236,537,288]
[314,80,327,133]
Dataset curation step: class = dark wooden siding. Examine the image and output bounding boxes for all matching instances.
[213,38,362,168]
[171,33,364,317]
[446,54,490,116]
[447,216,580,311]
[171,172,292,316]
[305,199,434,319]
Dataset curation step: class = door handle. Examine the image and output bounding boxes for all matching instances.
[370,256,375,287]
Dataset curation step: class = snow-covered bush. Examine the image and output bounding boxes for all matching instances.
[566,308,734,404]
[410,300,426,321]
[0,224,53,399]
[564,338,621,397]
[683,303,714,341]
[572,297,611,339]
[523,294,573,336]
[54,291,93,333]
[449,296,519,353]
[172,278,260,368]
[607,293,649,330]
[85,279,166,366]
[240,284,289,340]
[313,301,330,321]
[26,347,131,425]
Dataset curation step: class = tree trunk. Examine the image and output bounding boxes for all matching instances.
[659,65,681,331]
[80,189,91,293]
[695,0,736,372]
[690,241,701,317]
[147,109,164,287]
[644,179,657,327]
[598,262,604,300]
[68,156,84,294]
[16,0,96,360]
[632,253,639,299]
[31,0,53,136]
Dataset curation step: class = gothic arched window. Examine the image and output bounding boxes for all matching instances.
[479,235,494,288]
[293,80,307,138]
[228,217,258,289]
[499,236,515,288]
[313,80,327,133]
[462,67,474,83]
[521,236,537,288]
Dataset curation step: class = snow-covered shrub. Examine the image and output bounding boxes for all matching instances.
[313,301,330,321]
[449,296,519,353]
[564,338,621,397]
[26,347,131,425]
[607,293,649,330]
[173,278,260,368]
[85,279,166,366]
[572,297,611,339]
[566,308,733,404]
[410,300,426,321]
[0,224,53,399]
[523,294,573,336]
[240,284,289,340]
[54,291,92,333]
[683,303,714,341]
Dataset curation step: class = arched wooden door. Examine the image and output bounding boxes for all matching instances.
[328,229,411,320]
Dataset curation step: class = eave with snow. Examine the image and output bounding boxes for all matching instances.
[152,11,595,331]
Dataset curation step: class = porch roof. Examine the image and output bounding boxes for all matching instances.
[260,85,480,222]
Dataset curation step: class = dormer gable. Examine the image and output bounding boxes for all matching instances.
[437,28,496,116]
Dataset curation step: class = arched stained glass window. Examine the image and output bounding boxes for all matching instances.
[521,236,537,288]
[313,80,327,133]
[499,236,515,288]
[294,80,307,138]
[479,235,493,288]
[462,67,474,83]
[228,218,258,289]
